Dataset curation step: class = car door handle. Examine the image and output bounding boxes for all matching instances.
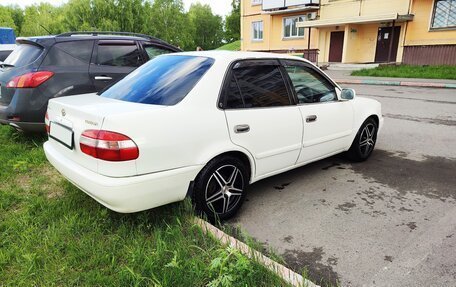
[94,76,113,81]
[306,115,317,123]
[234,124,250,133]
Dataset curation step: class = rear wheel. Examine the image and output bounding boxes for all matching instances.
[192,156,248,221]
[346,118,378,162]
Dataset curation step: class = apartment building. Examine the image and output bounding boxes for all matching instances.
[241,0,456,65]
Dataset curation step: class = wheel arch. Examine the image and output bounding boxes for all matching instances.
[197,147,256,183]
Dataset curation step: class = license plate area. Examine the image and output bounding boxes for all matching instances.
[50,122,74,150]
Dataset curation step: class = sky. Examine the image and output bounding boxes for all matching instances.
[0,0,233,17]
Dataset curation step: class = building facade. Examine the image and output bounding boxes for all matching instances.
[241,0,456,65]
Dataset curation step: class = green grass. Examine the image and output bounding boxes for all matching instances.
[0,125,288,286]
[351,65,456,80]
[216,40,241,51]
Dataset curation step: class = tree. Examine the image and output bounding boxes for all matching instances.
[225,0,240,43]
[145,0,193,50]
[0,6,17,31]
[21,4,66,36]
[188,3,224,50]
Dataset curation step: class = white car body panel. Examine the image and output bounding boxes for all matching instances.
[225,106,303,177]
[297,100,354,163]
[44,51,383,213]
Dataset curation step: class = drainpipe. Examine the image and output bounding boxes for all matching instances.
[387,19,396,63]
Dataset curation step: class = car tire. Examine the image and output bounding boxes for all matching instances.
[192,156,249,221]
[346,117,378,162]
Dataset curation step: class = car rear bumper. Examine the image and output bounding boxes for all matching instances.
[44,141,203,213]
[0,118,45,132]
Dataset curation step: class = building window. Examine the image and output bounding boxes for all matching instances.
[252,0,262,5]
[431,0,456,29]
[283,16,306,38]
[252,21,264,41]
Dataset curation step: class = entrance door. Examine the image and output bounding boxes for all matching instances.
[329,31,345,62]
[375,26,401,63]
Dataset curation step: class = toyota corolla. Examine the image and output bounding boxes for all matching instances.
[44,51,383,220]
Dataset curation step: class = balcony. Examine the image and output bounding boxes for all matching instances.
[262,0,320,12]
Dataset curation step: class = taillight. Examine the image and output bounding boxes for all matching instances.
[45,112,50,134]
[6,71,54,88]
[79,130,139,162]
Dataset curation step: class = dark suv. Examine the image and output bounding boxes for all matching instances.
[0,32,181,132]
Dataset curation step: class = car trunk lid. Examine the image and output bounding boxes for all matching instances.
[47,93,165,177]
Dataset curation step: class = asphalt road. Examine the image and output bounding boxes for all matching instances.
[230,85,456,287]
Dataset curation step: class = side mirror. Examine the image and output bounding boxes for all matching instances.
[341,88,356,100]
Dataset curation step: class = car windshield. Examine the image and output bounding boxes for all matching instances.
[4,44,43,67]
[101,55,215,106]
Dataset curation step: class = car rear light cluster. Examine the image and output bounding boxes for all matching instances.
[7,71,54,88]
[80,130,139,162]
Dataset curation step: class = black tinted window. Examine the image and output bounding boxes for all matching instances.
[97,43,141,67]
[42,41,93,66]
[228,64,291,108]
[4,44,42,67]
[144,45,172,60]
[101,55,214,106]
[225,76,244,109]
[0,50,11,62]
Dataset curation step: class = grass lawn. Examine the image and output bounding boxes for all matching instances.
[216,41,241,51]
[351,65,456,80]
[0,125,288,286]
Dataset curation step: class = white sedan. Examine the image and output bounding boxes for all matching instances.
[44,51,383,220]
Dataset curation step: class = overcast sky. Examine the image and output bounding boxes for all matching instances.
[0,0,233,17]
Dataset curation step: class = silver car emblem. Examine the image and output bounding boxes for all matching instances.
[61,109,66,117]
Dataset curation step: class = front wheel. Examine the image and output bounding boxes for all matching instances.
[346,118,378,162]
[192,156,248,221]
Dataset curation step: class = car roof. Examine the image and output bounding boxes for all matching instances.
[16,34,181,51]
[176,50,311,64]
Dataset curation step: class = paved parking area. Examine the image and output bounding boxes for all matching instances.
[230,85,456,286]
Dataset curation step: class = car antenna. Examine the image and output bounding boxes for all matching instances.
[39,24,52,35]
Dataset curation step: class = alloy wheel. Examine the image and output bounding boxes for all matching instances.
[205,164,244,215]
[359,123,376,157]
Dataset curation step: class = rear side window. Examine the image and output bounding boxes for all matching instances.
[96,42,141,67]
[42,40,93,66]
[101,55,214,105]
[4,44,43,67]
[225,64,291,109]
[144,45,172,60]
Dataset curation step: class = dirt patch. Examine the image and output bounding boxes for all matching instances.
[273,182,291,191]
[283,247,340,287]
[384,255,394,262]
[348,150,456,202]
[283,235,293,244]
[336,202,356,212]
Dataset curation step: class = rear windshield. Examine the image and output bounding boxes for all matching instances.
[101,55,214,105]
[4,44,43,67]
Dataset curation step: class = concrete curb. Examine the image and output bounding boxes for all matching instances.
[335,79,456,89]
[194,218,320,287]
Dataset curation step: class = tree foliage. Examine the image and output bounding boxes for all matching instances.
[188,3,224,50]
[225,0,240,43]
[0,0,241,50]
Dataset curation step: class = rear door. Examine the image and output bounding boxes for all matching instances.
[89,40,142,92]
[282,60,353,164]
[222,59,303,178]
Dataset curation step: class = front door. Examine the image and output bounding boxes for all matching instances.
[222,60,303,178]
[329,31,345,62]
[375,26,401,63]
[282,60,354,163]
